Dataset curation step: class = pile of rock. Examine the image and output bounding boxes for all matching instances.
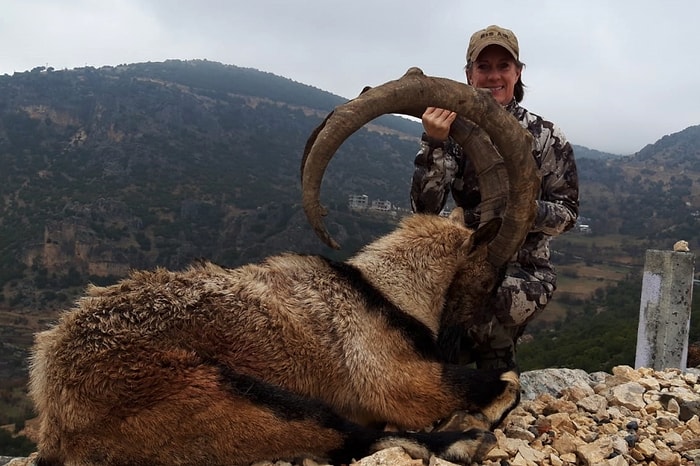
[483,365,700,466]
[4,366,699,466]
[350,365,700,466]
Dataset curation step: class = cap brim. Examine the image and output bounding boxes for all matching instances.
[470,42,518,62]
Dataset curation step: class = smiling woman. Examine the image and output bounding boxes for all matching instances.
[466,46,522,106]
[410,24,580,371]
[465,25,524,106]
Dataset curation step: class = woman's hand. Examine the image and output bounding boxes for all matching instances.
[422,107,457,141]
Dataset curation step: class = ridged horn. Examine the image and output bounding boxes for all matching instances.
[301,67,540,267]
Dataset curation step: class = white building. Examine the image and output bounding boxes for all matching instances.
[370,200,392,211]
[348,194,369,210]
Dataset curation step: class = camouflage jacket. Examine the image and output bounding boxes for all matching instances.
[410,99,579,276]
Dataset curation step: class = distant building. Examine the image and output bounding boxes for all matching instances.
[348,194,369,210]
[577,224,592,234]
[370,200,392,211]
[574,216,593,234]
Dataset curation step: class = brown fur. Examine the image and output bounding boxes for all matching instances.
[29,210,520,466]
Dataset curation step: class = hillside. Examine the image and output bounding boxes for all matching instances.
[575,125,700,240]
[0,60,699,430]
[571,144,623,160]
[548,123,700,305]
[0,61,426,295]
[0,60,418,273]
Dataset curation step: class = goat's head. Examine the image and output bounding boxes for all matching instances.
[300,67,540,268]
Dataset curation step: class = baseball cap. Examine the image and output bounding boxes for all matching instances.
[467,25,519,63]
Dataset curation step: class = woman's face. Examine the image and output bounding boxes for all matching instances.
[466,45,522,105]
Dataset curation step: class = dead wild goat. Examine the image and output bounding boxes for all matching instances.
[29,68,539,465]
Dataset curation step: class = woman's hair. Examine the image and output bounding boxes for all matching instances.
[465,60,526,103]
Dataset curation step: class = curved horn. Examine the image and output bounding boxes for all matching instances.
[301,67,540,266]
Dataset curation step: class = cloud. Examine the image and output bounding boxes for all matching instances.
[1,0,698,154]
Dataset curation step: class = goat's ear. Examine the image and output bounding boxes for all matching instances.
[466,218,502,253]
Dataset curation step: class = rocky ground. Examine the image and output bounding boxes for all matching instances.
[4,366,699,466]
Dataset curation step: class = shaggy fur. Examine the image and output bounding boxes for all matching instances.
[29,210,520,466]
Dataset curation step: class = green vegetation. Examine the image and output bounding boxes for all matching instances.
[519,272,700,372]
[0,427,36,456]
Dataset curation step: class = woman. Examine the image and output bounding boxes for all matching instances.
[411,25,579,369]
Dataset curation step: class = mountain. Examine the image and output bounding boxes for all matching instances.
[571,144,621,160]
[575,124,700,240]
[0,59,699,429]
[633,124,700,164]
[0,61,421,286]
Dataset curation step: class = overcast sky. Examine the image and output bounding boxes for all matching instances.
[1,0,698,155]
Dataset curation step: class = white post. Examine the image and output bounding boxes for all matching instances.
[634,249,694,371]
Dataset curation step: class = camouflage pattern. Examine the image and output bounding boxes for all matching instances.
[411,99,579,360]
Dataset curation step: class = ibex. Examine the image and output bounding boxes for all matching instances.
[29,68,539,465]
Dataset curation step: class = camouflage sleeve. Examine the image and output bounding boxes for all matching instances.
[410,134,460,214]
[532,123,579,236]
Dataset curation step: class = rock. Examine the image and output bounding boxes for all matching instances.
[605,455,630,466]
[350,447,423,466]
[608,381,646,411]
[4,455,36,466]
[577,393,608,413]
[673,240,690,252]
[683,449,700,463]
[520,368,594,401]
[687,415,700,434]
[659,389,700,421]
[635,437,659,459]
[577,437,614,465]
[654,449,681,466]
